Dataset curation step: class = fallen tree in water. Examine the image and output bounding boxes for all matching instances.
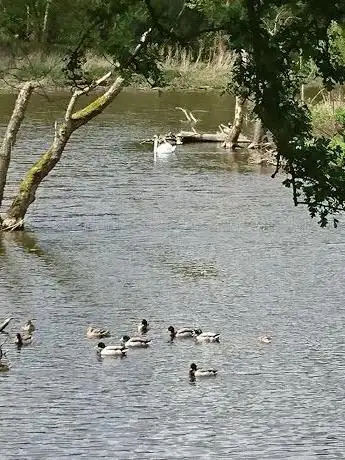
[142,104,277,166]
[176,130,251,144]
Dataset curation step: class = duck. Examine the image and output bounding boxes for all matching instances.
[22,319,36,334]
[168,326,197,340]
[97,342,128,357]
[194,329,220,343]
[0,317,13,333]
[121,335,151,348]
[138,319,150,334]
[258,335,272,344]
[189,363,217,381]
[86,326,111,339]
[153,135,176,157]
[15,333,33,347]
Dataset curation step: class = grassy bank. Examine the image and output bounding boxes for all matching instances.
[0,40,234,92]
[309,89,345,137]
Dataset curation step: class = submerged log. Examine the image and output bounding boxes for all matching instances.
[177,130,251,144]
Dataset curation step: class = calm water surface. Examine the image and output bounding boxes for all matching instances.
[1,91,345,459]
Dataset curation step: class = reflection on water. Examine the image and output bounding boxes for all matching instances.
[1,91,345,459]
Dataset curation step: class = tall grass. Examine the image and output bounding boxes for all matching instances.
[309,88,345,137]
[159,37,234,88]
[0,49,66,89]
[0,37,234,91]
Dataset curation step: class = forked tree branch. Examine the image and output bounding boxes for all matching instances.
[65,71,112,122]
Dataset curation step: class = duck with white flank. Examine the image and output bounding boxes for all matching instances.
[97,342,128,357]
[138,319,150,334]
[22,319,36,334]
[194,329,220,343]
[258,335,272,344]
[189,363,217,381]
[15,333,33,348]
[121,335,151,348]
[86,326,111,339]
[168,326,197,340]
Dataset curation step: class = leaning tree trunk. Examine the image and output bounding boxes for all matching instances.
[0,82,36,214]
[1,75,125,231]
[226,95,246,149]
[1,28,151,231]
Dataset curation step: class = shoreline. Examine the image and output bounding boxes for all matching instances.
[0,77,228,95]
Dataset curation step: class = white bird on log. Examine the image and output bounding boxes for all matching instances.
[0,317,13,333]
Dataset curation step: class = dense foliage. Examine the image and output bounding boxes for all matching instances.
[1,0,345,226]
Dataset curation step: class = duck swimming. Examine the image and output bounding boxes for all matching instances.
[138,319,150,334]
[168,326,197,340]
[97,342,128,357]
[121,335,151,348]
[22,319,36,334]
[194,329,220,343]
[258,335,272,344]
[15,333,33,347]
[189,363,217,381]
[86,326,111,339]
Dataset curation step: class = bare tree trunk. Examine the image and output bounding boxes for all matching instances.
[248,118,264,149]
[26,5,30,39]
[2,75,124,231]
[41,0,51,43]
[299,53,305,103]
[0,82,36,211]
[301,83,305,103]
[227,95,246,149]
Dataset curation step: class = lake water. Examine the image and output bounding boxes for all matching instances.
[1,90,345,459]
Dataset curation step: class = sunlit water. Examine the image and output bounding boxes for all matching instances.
[1,91,345,459]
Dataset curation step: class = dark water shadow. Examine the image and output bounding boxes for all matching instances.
[3,230,46,257]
